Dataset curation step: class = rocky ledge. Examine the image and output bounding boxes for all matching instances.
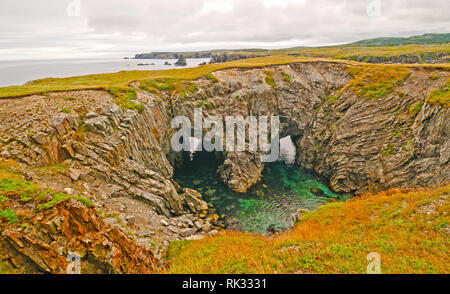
[1,198,158,274]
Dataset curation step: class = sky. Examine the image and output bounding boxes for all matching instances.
[0,0,449,60]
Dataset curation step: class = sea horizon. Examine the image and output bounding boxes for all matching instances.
[0,57,210,87]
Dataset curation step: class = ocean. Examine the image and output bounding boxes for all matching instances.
[0,57,211,87]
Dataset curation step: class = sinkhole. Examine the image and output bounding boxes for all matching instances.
[174,136,350,233]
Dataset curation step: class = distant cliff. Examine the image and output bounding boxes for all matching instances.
[135,51,212,59]
[210,53,265,63]
[134,49,267,60]
[347,51,450,64]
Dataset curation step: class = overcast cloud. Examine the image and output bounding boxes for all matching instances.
[0,0,448,60]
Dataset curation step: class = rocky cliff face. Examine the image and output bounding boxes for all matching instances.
[0,61,448,273]
[174,62,449,194]
[0,89,214,259]
[210,53,265,63]
[0,198,158,274]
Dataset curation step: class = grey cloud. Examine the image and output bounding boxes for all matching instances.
[0,0,449,60]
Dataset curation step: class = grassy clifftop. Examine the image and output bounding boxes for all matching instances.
[349,33,450,46]
[0,56,336,99]
[281,44,450,60]
[0,55,449,100]
[164,185,449,274]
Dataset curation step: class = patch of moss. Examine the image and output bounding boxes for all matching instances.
[39,163,70,175]
[409,102,423,116]
[0,177,42,202]
[37,193,93,211]
[109,87,145,112]
[176,82,199,98]
[0,160,93,218]
[382,143,394,156]
[0,208,18,224]
[197,99,213,109]
[429,73,440,80]
[281,72,292,83]
[264,71,276,87]
[60,108,71,114]
[140,78,198,99]
[204,73,219,83]
[345,65,411,100]
[139,78,178,93]
[77,123,87,141]
[426,78,449,108]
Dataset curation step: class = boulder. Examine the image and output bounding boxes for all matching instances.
[31,132,49,145]
[182,188,208,213]
[84,116,113,136]
[69,168,82,181]
[0,150,10,159]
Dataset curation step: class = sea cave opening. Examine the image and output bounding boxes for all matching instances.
[174,136,346,233]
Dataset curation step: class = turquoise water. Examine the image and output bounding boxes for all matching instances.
[174,150,350,233]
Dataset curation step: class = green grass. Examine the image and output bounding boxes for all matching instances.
[36,192,93,211]
[282,72,292,83]
[108,87,145,112]
[426,78,450,108]
[140,77,199,99]
[203,73,219,83]
[429,73,441,80]
[0,208,18,224]
[38,163,70,175]
[346,65,411,99]
[60,107,71,114]
[0,159,93,220]
[164,185,450,274]
[0,54,448,112]
[0,56,330,98]
[196,99,213,109]
[77,123,87,141]
[264,70,276,87]
[348,33,450,46]
[409,102,423,115]
[177,82,199,98]
[382,143,394,156]
[328,65,412,104]
[139,78,178,93]
[280,43,450,61]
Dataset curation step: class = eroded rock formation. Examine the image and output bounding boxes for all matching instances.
[0,61,448,274]
[0,199,158,274]
[174,62,449,194]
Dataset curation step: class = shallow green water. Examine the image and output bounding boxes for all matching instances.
[174,150,350,233]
